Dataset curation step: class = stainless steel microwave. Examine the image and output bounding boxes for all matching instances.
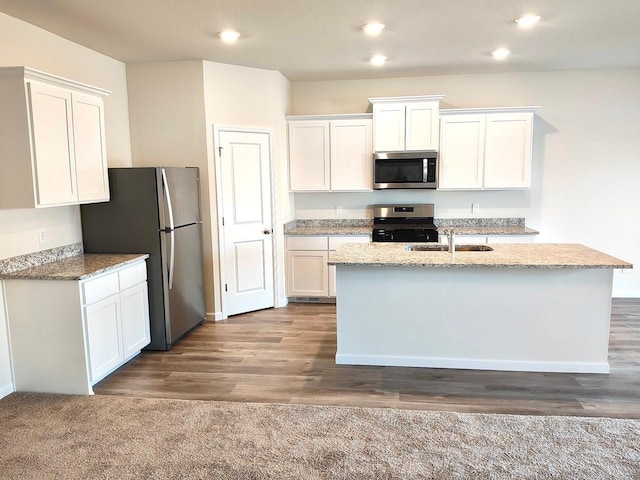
[373,151,438,189]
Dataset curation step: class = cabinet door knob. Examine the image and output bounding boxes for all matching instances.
[263,229,272,235]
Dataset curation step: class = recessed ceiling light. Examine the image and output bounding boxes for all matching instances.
[370,54,387,66]
[218,30,241,43]
[515,15,541,28]
[361,23,385,36]
[492,48,510,60]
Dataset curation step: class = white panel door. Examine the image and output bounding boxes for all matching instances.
[27,81,77,206]
[438,114,485,190]
[219,130,274,316]
[330,119,372,191]
[484,113,533,189]
[72,92,109,202]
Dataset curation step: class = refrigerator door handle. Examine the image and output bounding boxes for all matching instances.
[161,168,175,230]
[162,168,176,289]
[168,229,175,289]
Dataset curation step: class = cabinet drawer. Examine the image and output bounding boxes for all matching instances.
[82,271,119,306]
[328,235,370,250]
[286,236,328,251]
[118,262,147,291]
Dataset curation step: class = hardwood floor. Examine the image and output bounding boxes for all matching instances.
[94,299,640,418]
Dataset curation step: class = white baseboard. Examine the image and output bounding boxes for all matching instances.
[276,298,289,308]
[0,383,15,399]
[335,354,610,374]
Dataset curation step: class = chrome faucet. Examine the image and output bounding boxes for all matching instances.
[447,228,455,256]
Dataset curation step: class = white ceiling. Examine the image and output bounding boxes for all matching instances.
[1,0,639,81]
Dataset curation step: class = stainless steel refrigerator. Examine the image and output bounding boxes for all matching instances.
[80,167,206,350]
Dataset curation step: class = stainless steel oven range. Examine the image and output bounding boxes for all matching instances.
[372,204,438,242]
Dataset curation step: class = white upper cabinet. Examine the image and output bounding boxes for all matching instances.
[72,92,109,202]
[288,114,373,192]
[330,119,372,191]
[0,67,111,209]
[369,95,444,152]
[438,114,485,189]
[438,107,538,190]
[483,113,533,189]
[288,120,330,191]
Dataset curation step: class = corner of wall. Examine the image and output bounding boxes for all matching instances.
[0,282,15,399]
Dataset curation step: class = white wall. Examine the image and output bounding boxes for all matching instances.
[127,60,292,318]
[291,69,640,297]
[0,12,133,397]
[126,61,215,316]
[0,12,132,260]
[203,61,292,313]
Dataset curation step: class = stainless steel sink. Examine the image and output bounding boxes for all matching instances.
[405,244,493,252]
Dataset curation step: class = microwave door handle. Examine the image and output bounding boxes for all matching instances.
[423,159,429,182]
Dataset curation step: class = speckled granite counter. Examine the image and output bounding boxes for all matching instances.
[329,243,632,269]
[0,253,149,281]
[441,226,539,236]
[284,219,372,236]
[284,218,538,236]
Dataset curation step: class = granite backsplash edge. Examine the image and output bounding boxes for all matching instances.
[0,243,83,275]
[284,218,527,232]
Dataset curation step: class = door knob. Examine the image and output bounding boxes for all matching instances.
[263,228,272,235]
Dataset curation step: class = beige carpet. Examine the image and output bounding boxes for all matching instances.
[1,393,639,479]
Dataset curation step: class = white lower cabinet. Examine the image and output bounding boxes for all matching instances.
[286,235,370,299]
[120,282,151,359]
[5,260,150,395]
[286,250,329,297]
[85,294,123,383]
[328,255,337,297]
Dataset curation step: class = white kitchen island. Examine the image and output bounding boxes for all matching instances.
[329,243,632,374]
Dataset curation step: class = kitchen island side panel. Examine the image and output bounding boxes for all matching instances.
[335,266,613,373]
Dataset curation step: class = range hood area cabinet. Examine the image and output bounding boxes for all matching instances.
[0,67,110,208]
[369,95,444,152]
[287,114,373,192]
[438,107,540,190]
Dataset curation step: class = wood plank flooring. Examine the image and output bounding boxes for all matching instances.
[94,299,640,418]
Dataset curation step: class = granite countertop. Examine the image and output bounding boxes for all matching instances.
[328,243,632,269]
[0,253,149,281]
[284,219,372,236]
[443,226,539,236]
[284,218,538,236]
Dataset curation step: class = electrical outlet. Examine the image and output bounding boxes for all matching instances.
[38,228,47,243]
[472,203,480,214]
[336,205,343,215]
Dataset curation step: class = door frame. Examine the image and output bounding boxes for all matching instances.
[213,125,278,320]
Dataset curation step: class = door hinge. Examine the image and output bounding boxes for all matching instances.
[218,146,224,156]
[222,217,225,226]
[225,283,228,292]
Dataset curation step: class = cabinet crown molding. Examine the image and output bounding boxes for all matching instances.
[286,113,372,121]
[440,106,541,115]
[0,66,111,97]
[368,95,445,104]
